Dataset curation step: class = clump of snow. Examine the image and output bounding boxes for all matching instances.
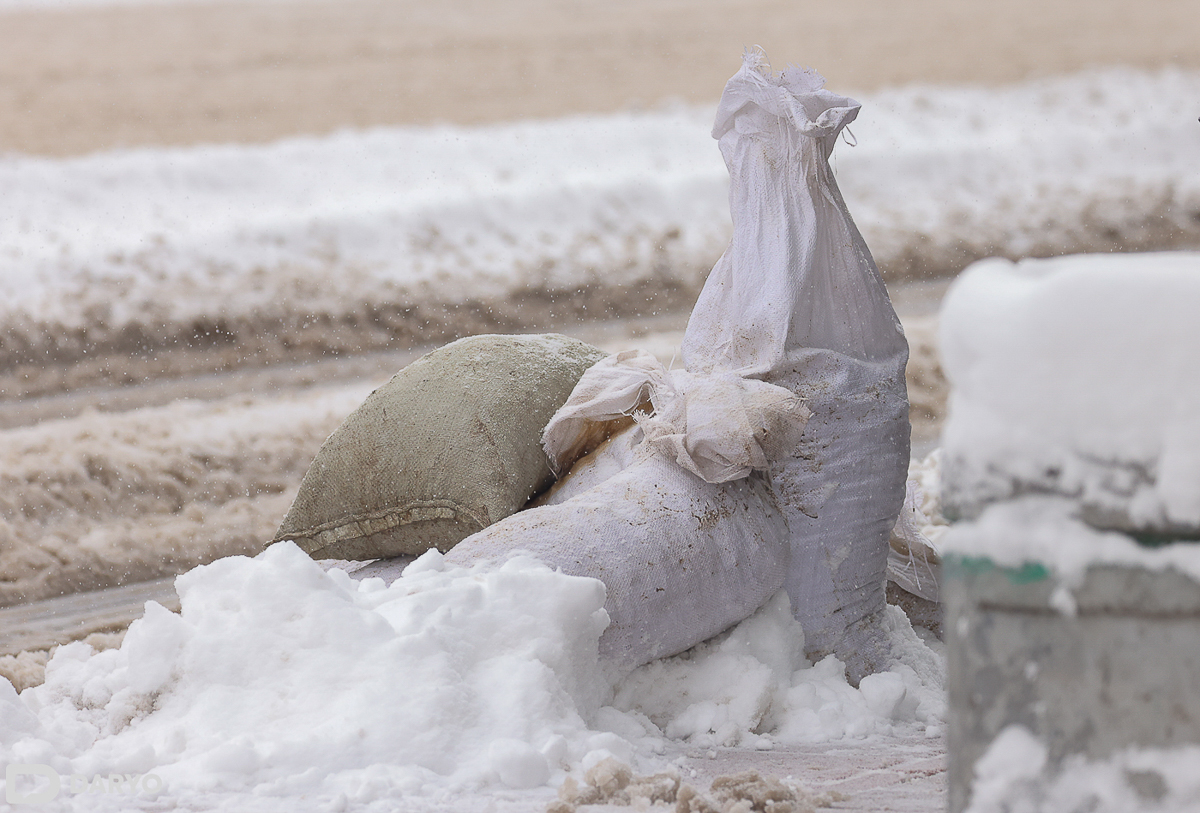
[551,757,680,811]
[965,725,1200,813]
[0,650,50,695]
[964,726,1048,812]
[942,495,1200,589]
[0,632,124,694]
[939,252,1200,536]
[693,770,843,813]
[611,592,945,748]
[1,543,944,811]
[5,545,614,808]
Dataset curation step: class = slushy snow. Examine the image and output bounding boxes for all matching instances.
[0,320,948,609]
[0,383,373,607]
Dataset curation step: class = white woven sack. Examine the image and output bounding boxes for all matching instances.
[513,345,806,670]
[445,442,791,672]
[448,53,907,680]
[678,53,910,682]
[451,344,805,670]
[888,479,940,603]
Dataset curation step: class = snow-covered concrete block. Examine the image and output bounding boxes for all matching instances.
[938,252,1200,811]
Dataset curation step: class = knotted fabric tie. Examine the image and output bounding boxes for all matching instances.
[543,350,811,484]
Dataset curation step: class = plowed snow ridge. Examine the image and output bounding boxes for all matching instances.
[2,69,1198,391]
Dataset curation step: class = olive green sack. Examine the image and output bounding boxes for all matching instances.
[272,333,607,559]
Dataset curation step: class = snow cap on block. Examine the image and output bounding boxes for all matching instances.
[940,251,1200,535]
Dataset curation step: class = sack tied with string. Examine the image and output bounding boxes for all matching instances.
[475,52,910,681]
[679,52,911,681]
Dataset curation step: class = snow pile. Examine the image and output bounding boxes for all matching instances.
[613,593,945,748]
[4,546,615,808]
[965,726,1200,813]
[3,69,1199,385]
[939,252,1200,537]
[1,543,944,811]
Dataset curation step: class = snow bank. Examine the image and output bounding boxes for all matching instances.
[939,251,1200,538]
[3,547,614,808]
[3,69,1198,388]
[841,70,1200,277]
[0,111,724,384]
[1,543,943,811]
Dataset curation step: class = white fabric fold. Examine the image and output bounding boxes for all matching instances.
[888,479,941,603]
[543,349,810,485]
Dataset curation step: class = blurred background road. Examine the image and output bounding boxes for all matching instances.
[3,0,1199,156]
